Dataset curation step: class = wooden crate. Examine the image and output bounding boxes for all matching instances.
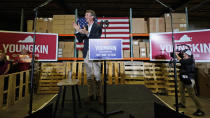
[0,70,30,109]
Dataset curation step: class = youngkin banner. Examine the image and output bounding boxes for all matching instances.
[76,17,130,50]
[150,29,210,62]
[0,31,58,61]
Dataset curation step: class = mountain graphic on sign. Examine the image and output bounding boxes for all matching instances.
[18,36,33,43]
[175,35,192,42]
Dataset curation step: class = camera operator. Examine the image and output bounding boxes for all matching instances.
[176,50,205,116]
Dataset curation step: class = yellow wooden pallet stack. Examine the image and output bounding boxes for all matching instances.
[37,62,66,94]
[144,63,166,94]
[123,61,145,85]
[75,61,124,85]
[162,63,188,96]
[106,61,125,85]
[0,70,30,109]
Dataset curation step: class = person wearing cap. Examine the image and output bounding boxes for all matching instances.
[0,51,11,75]
[176,49,205,116]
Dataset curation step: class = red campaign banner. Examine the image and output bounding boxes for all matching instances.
[0,31,58,61]
[150,29,210,62]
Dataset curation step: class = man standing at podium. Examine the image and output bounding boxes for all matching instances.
[73,10,103,104]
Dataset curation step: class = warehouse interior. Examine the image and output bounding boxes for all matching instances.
[1,0,210,31]
[0,0,210,118]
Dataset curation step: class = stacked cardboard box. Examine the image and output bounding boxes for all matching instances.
[58,41,74,57]
[196,63,210,98]
[52,15,75,34]
[123,50,130,58]
[36,18,48,33]
[139,42,147,58]
[146,42,150,58]
[27,18,53,33]
[27,20,33,32]
[148,17,165,33]
[47,19,53,33]
[133,40,139,58]
[58,41,64,57]
[132,18,148,33]
[164,13,187,32]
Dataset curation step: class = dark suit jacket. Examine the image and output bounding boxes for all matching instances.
[75,22,102,58]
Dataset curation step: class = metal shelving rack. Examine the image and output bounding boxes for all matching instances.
[58,8,150,61]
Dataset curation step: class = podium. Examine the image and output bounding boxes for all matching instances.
[89,39,124,118]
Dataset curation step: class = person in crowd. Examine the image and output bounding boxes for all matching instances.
[176,50,205,116]
[73,10,103,104]
[0,51,11,75]
[14,49,31,72]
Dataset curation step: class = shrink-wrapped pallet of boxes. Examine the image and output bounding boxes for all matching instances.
[36,18,48,33]
[64,15,75,34]
[52,15,65,34]
[27,20,33,32]
[27,18,53,33]
[52,15,75,34]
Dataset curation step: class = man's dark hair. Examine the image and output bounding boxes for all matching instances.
[86,10,96,19]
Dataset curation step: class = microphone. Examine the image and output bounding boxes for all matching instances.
[100,20,109,28]
[34,0,53,11]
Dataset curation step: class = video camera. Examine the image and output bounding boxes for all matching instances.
[170,44,192,59]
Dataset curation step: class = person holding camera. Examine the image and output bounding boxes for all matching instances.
[176,50,205,116]
[73,10,103,104]
[0,51,11,75]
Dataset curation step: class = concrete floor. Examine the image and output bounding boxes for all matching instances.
[157,95,210,118]
[0,85,210,118]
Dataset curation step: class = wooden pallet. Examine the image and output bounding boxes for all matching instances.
[144,63,166,93]
[0,70,30,109]
[37,62,66,94]
[123,61,145,85]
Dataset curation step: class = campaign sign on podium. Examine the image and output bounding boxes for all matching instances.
[89,39,123,60]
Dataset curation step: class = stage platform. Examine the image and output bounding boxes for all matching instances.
[55,85,165,118]
[0,94,57,118]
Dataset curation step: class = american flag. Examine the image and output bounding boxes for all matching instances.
[76,17,130,50]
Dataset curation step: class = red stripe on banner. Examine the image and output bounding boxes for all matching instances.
[123,42,130,45]
[102,32,130,34]
[98,22,128,24]
[108,22,129,24]
[98,17,129,19]
[123,48,130,50]
[76,47,83,50]
[101,37,130,39]
[104,27,129,29]
[76,43,84,45]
